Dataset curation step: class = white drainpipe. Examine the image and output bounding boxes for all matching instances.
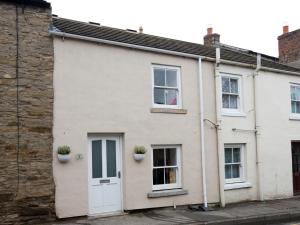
[215,48,225,207]
[254,54,264,201]
[198,57,208,208]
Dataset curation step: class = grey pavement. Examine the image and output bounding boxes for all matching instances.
[48,197,300,225]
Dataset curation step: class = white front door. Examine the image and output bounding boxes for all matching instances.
[88,137,122,215]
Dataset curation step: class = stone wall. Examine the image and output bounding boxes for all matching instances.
[0,1,55,224]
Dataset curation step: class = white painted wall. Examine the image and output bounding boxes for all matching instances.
[218,65,258,203]
[256,70,300,199]
[53,37,219,218]
[53,36,300,217]
[219,64,300,203]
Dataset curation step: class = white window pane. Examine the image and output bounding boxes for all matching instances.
[295,87,300,100]
[233,148,240,163]
[225,148,232,163]
[291,87,296,100]
[166,148,177,166]
[229,95,238,109]
[291,86,300,101]
[166,70,177,87]
[291,101,300,114]
[222,94,230,108]
[296,102,300,114]
[225,165,231,179]
[292,101,296,113]
[153,168,164,185]
[165,168,177,184]
[222,77,230,92]
[296,102,300,113]
[153,149,165,166]
[166,89,177,105]
[154,68,165,86]
[230,79,238,94]
[232,165,240,178]
[154,88,165,105]
[92,140,102,178]
[106,140,117,178]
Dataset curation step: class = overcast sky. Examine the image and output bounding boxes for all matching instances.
[49,0,299,57]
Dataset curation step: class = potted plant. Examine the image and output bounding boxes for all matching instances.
[57,145,71,163]
[133,146,147,161]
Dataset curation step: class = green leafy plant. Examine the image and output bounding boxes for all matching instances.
[134,146,147,154]
[57,145,71,155]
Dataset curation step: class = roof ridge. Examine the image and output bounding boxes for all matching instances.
[51,16,300,73]
[52,16,213,50]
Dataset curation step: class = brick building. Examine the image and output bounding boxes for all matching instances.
[278,25,300,68]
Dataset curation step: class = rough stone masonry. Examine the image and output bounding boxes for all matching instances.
[0,0,55,224]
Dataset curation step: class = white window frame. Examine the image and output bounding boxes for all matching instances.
[224,144,246,184]
[221,73,244,116]
[152,145,182,191]
[151,65,182,109]
[290,83,300,119]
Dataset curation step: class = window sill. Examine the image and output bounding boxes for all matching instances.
[224,182,252,190]
[150,108,187,114]
[289,115,300,121]
[222,111,246,117]
[147,189,188,198]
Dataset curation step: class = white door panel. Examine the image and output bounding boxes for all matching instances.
[88,137,122,215]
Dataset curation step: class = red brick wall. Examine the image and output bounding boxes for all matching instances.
[278,29,300,67]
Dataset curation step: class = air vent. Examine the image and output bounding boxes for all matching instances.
[89,21,100,26]
[126,29,137,33]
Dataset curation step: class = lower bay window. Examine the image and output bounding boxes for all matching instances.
[224,144,245,184]
[152,145,181,191]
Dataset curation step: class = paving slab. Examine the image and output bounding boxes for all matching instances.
[47,197,300,225]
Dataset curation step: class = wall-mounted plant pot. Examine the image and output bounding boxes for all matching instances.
[133,153,145,161]
[58,154,70,163]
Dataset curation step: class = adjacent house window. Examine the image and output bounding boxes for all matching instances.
[152,65,181,108]
[152,146,181,190]
[224,144,245,183]
[291,84,300,115]
[221,74,242,114]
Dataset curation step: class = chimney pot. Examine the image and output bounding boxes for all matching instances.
[204,27,220,47]
[283,25,289,34]
[207,27,213,35]
[139,26,143,33]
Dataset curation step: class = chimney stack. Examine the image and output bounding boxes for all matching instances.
[203,26,220,47]
[278,25,300,68]
[283,25,289,34]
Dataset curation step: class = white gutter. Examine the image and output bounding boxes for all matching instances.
[260,66,300,76]
[50,30,300,77]
[198,57,208,208]
[254,54,264,201]
[49,30,202,59]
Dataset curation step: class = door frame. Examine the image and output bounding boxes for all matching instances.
[292,141,300,196]
[87,135,124,216]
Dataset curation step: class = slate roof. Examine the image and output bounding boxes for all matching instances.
[52,17,300,73]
